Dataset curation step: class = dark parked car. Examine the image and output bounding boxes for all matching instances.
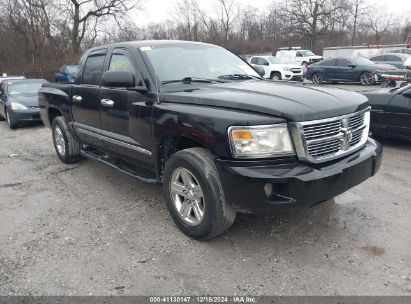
[369,53,410,69]
[39,41,382,239]
[306,57,397,86]
[362,84,411,140]
[55,65,79,83]
[0,79,47,129]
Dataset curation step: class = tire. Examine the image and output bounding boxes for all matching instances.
[5,108,17,129]
[162,148,236,240]
[360,72,375,86]
[380,81,389,88]
[51,116,82,164]
[270,72,282,81]
[312,73,323,85]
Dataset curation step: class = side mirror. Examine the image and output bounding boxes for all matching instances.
[101,71,135,88]
[252,65,266,77]
[263,62,269,66]
[402,88,411,98]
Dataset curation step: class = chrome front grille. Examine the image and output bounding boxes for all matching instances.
[289,108,370,163]
[291,68,302,73]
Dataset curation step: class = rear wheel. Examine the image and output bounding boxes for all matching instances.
[360,72,375,86]
[312,73,323,85]
[52,116,82,164]
[163,148,236,240]
[270,72,282,81]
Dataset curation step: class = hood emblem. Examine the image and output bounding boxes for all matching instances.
[340,118,353,151]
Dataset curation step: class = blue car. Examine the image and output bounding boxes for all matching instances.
[306,57,397,86]
[54,65,78,83]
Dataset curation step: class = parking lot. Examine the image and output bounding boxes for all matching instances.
[0,82,410,296]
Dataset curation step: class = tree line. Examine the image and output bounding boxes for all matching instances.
[0,0,410,78]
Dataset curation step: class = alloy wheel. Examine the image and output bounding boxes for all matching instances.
[360,73,373,85]
[170,167,205,226]
[54,126,66,156]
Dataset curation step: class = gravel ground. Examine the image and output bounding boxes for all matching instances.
[0,83,410,296]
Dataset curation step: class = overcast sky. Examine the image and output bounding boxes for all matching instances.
[133,0,411,26]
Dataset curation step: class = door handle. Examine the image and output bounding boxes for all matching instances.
[72,95,82,103]
[101,99,114,107]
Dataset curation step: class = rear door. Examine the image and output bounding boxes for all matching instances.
[72,49,107,147]
[317,59,336,80]
[99,47,153,166]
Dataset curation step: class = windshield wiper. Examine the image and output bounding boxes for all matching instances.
[217,74,260,81]
[161,77,224,85]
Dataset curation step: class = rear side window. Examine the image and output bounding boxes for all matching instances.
[371,55,386,61]
[81,54,106,85]
[385,55,401,62]
[336,59,352,66]
[318,59,335,66]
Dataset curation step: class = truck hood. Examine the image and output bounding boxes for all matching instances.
[162,80,369,122]
[8,94,39,107]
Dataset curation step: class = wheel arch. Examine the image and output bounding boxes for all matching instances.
[156,135,208,181]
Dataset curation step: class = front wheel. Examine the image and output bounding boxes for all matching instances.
[360,72,375,86]
[270,72,282,81]
[6,108,17,129]
[162,148,236,240]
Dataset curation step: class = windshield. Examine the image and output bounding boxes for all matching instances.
[8,82,44,95]
[140,43,259,83]
[352,57,375,65]
[267,57,284,64]
[66,65,78,74]
[302,50,315,56]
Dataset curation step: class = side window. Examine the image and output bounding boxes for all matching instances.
[109,54,136,73]
[81,54,106,85]
[258,58,269,65]
[319,59,335,66]
[336,59,351,66]
[250,57,259,64]
[296,52,303,57]
[371,55,385,61]
[385,55,401,62]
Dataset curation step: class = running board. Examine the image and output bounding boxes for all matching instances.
[80,149,159,184]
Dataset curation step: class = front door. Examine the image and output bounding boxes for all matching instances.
[99,48,153,166]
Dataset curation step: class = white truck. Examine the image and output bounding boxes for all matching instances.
[276,47,323,67]
[249,56,303,81]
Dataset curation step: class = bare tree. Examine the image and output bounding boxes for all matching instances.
[364,7,393,45]
[68,0,139,54]
[215,0,240,46]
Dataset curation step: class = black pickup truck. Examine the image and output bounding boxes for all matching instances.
[39,40,382,240]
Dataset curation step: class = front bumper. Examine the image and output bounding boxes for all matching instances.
[8,109,41,123]
[215,138,382,213]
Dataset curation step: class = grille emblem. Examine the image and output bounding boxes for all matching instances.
[340,118,353,151]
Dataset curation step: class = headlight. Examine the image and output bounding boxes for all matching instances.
[10,102,28,110]
[283,67,292,71]
[228,124,295,158]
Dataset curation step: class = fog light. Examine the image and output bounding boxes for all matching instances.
[264,183,272,197]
